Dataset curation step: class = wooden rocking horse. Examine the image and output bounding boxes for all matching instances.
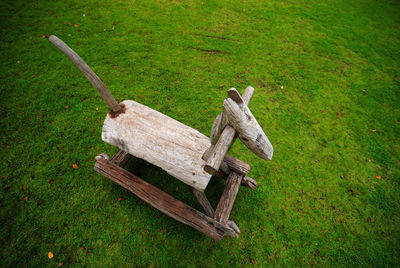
[49,35,273,240]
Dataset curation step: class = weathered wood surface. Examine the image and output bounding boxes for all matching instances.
[204,126,236,175]
[210,114,223,145]
[189,186,240,236]
[94,156,237,240]
[204,87,254,175]
[102,100,212,191]
[111,150,132,167]
[223,155,250,175]
[215,172,243,225]
[223,98,273,160]
[48,35,121,113]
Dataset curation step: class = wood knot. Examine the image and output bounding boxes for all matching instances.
[109,103,126,118]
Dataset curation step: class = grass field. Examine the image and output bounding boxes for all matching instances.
[1,0,399,266]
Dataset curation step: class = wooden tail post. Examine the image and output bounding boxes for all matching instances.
[48,35,122,113]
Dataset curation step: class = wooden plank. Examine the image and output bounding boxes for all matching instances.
[204,87,254,175]
[94,157,229,240]
[111,150,132,167]
[48,35,121,113]
[102,100,212,191]
[223,98,273,160]
[214,172,243,225]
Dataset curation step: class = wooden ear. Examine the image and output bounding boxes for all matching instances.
[227,88,244,105]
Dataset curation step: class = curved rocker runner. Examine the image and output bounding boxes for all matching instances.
[49,35,273,240]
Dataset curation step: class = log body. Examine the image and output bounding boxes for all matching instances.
[223,98,273,160]
[101,100,212,191]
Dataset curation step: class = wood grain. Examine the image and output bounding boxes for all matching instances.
[223,155,250,175]
[102,100,212,191]
[214,172,243,225]
[48,35,121,112]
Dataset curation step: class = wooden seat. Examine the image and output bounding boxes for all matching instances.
[101,100,212,191]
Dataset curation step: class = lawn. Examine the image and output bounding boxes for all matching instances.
[1,0,399,266]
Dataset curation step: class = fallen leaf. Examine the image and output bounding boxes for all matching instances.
[48,252,54,259]
[376,175,382,180]
[74,24,79,27]
[58,262,64,267]
[73,163,78,169]
[118,197,123,201]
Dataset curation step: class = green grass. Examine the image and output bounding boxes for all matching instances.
[1,0,399,266]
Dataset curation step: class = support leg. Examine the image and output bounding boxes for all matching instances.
[190,186,241,236]
[215,172,243,225]
[189,187,214,217]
